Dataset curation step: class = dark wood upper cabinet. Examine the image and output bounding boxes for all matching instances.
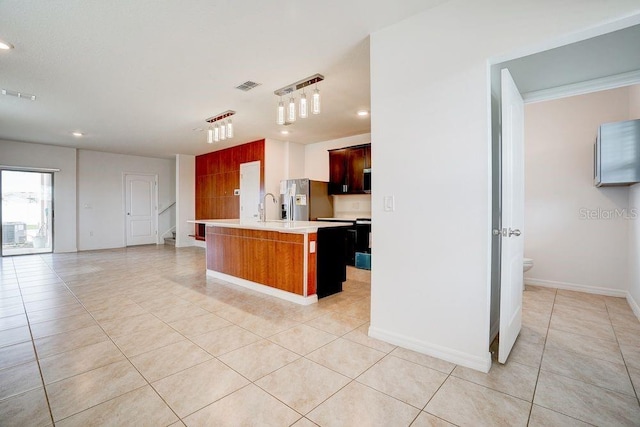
[364,145,371,169]
[329,149,348,194]
[346,147,365,193]
[328,143,371,195]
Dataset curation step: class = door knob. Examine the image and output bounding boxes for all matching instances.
[508,228,521,237]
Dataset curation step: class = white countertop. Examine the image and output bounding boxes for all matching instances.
[188,219,354,234]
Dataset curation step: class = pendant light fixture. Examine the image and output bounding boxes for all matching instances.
[226,119,233,138]
[274,73,324,124]
[288,96,296,122]
[299,90,308,119]
[277,98,285,125]
[220,121,227,140]
[205,110,235,144]
[312,86,321,115]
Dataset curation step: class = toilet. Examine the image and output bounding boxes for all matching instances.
[523,258,534,273]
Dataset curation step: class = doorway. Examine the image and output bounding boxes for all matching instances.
[124,173,158,246]
[239,161,261,221]
[489,22,640,362]
[1,170,54,256]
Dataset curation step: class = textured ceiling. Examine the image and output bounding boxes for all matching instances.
[0,0,448,158]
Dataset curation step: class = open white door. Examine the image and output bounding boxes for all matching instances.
[125,174,157,246]
[239,161,260,221]
[498,69,524,364]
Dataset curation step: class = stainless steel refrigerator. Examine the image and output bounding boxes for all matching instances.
[279,179,333,221]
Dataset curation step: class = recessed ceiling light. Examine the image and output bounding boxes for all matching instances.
[280,130,290,135]
[0,40,14,50]
[72,132,83,137]
[357,110,369,117]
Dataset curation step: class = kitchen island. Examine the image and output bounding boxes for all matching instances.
[189,219,352,305]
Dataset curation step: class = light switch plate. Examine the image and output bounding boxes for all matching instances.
[310,241,316,253]
[383,196,395,212]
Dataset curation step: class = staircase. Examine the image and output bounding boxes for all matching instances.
[164,231,176,246]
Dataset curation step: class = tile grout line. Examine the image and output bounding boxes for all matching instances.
[525,287,555,426]
[11,255,56,427]
[4,260,371,425]
[30,256,188,424]
[605,300,640,406]
[44,261,365,423]
[532,290,630,426]
[173,298,378,423]
[347,350,460,426]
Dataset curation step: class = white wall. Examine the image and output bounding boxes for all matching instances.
[369,0,640,371]
[77,150,175,250]
[304,133,370,182]
[287,141,306,180]
[628,84,640,315]
[175,154,195,248]
[264,139,306,220]
[265,139,286,220]
[524,88,631,294]
[0,140,77,253]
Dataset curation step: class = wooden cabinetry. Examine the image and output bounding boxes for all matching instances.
[195,139,265,239]
[328,149,347,194]
[364,145,371,169]
[206,226,311,296]
[328,143,371,194]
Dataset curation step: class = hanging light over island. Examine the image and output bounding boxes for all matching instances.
[274,74,324,124]
[205,110,235,144]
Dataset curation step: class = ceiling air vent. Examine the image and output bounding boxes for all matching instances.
[235,81,261,91]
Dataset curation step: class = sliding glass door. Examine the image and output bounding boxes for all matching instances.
[1,170,53,256]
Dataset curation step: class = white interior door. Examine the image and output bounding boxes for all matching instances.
[498,68,524,364]
[240,161,260,221]
[125,174,157,246]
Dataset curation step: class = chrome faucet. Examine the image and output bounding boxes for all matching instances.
[259,193,278,222]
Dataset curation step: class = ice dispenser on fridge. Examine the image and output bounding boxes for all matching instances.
[279,179,333,221]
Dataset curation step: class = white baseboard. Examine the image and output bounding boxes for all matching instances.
[525,278,628,298]
[194,240,206,248]
[368,325,492,373]
[206,270,318,306]
[627,292,640,321]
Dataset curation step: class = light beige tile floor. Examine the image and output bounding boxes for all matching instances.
[0,246,639,426]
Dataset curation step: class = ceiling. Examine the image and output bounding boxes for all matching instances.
[0,0,448,159]
[500,23,640,95]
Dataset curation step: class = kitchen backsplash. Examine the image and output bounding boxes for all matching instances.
[332,194,372,219]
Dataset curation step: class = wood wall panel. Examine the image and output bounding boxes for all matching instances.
[195,139,265,239]
[206,226,306,296]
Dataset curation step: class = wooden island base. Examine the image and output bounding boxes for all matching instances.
[205,226,318,305]
[193,220,350,305]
